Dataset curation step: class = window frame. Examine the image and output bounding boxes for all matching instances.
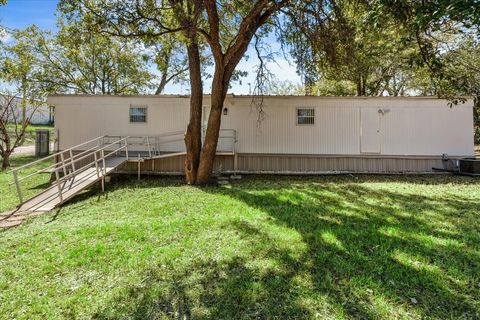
[296,107,315,126]
[129,105,148,123]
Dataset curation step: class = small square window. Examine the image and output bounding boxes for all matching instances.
[297,108,314,125]
[130,106,147,123]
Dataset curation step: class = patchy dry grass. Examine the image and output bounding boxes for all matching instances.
[0,174,479,319]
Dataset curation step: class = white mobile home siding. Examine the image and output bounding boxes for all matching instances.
[222,97,473,156]
[48,95,475,173]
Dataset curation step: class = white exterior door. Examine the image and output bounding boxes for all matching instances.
[361,108,382,154]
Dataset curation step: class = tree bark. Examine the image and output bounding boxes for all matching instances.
[20,77,27,144]
[195,65,229,184]
[2,151,11,169]
[0,121,12,169]
[183,40,203,184]
[155,71,169,95]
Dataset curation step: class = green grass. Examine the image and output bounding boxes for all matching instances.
[0,154,54,212]
[0,171,479,319]
[6,123,54,146]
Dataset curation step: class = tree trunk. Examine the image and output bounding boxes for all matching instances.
[196,60,232,184]
[196,80,227,184]
[155,72,169,95]
[356,78,362,96]
[183,41,203,185]
[356,75,366,96]
[183,0,281,184]
[2,151,11,169]
[20,78,27,145]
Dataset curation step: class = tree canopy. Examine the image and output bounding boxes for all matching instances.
[1,0,478,173]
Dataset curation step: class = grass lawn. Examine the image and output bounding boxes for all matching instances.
[0,161,479,319]
[0,155,54,213]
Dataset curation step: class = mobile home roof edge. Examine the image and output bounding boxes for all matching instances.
[47,94,474,100]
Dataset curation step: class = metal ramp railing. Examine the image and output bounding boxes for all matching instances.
[9,129,237,212]
[10,136,129,212]
[122,129,237,179]
[120,129,237,159]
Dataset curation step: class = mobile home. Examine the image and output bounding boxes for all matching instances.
[47,94,475,174]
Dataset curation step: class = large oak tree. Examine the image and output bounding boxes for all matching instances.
[60,0,290,184]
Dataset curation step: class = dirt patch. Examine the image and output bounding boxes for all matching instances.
[0,210,49,229]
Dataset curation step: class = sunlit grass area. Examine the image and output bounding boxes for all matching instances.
[0,174,479,319]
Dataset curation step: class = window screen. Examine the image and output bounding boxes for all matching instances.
[129,106,147,123]
[297,108,315,125]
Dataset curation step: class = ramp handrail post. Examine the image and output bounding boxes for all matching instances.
[137,154,141,180]
[146,136,152,158]
[12,170,23,204]
[233,130,238,176]
[100,149,106,193]
[94,152,99,178]
[101,149,106,176]
[60,152,67,176]
[69,149,76,172]
[125,138,129,160]
[55,169,63,202]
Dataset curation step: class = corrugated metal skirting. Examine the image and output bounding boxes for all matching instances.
[116,154,444,174]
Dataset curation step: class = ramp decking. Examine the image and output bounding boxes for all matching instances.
[17,157,126,212]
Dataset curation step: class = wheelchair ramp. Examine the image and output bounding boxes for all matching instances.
[10,136,130,214]
[17,157,126,212]
[9,130,237,216]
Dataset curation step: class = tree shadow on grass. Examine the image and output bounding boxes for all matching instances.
[73,175,480,319]
[205,176,480,319]
[93,256,313,319]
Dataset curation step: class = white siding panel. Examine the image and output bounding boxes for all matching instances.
[52,96,190,150]
[382,105,473,155]
[49,95,474,157]
[230,98,360,154]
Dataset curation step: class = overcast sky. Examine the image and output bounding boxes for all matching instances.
[0,0,302,94]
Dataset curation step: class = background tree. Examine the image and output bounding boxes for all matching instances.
[149,35,189,95]
[283,0,423,96]
[0,27,44,168]
[28,21,155,95]
[0,93,41,168]
[266,77,304,95]
[0,26,44,142]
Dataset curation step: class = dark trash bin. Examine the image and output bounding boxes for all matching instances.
[35,129,50,156]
